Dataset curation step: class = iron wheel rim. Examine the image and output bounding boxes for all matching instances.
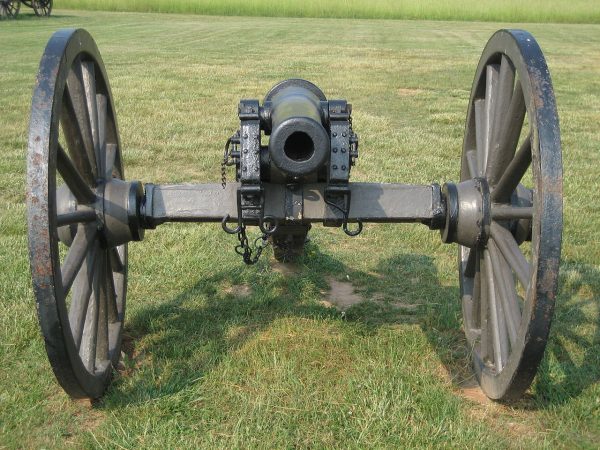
[27,28,127,399]
[458,29,562,401]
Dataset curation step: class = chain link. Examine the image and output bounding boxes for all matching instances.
[221,131,239,189]
[234,225,269,265]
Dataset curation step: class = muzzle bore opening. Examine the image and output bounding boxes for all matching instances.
[284,131,315,162]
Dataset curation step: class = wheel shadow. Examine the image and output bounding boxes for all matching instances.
[1,13,73,21]
[531,261,600,407]
[100,243,599,410]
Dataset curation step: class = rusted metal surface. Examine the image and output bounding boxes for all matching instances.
[27,29,128,399]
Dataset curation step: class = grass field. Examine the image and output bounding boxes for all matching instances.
[1,9,599,449]
[56,0,600,24]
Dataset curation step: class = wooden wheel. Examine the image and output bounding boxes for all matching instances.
[0,0,20,18]
[32,0,51,16]
[27,29,128,399]
[458,30,562,400]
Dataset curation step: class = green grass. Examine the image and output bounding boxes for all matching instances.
[55,0,600,24]
[1,9,599,448]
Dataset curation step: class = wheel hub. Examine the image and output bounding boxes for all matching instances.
[56,179,144,248]
[441,177,490,248]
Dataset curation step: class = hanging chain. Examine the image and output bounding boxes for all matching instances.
[235,224,269,265]
[221,131,270,264]
[221,131,239,189]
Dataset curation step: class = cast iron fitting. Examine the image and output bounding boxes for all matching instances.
[441,178,490,247]
[102,179,145,247]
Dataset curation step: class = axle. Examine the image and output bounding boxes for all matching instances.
[140,182,445,228]
[54,78,533,263]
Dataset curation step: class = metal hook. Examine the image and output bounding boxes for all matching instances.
[259,215,279,235]
[343,219,363,237]
[221,215,241,234]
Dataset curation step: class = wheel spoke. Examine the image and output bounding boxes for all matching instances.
[65,60,98,179]
[80,251,102,372]
[466,150,478,179]
[490,221,531,287]
[97,94,110,179]
[486,60,520,183]
[464,246,477,278]
[488,240,520,347]
[81,61,100,171]
[68,242,98,350]
[492,79,526,186]
[61,223,97,296]
[491,131,532,203]
[56,144,96,205]
[474,98,486,177]
[491,56,515,140]
[96,250,110,364]
[491,204,533,220]
[472,255,481,332]
[109,247,125,273]
[106,250,119,322]
[105,144,117,180]
[479,249,490,362]
[483,64,500,175]
[483,249,508,371]
[57,207,97,227]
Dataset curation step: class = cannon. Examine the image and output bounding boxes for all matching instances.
[26,28,562,401]
[0,0,52,18]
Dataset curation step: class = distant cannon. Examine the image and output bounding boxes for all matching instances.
[0,0,52,18]
[26,28,562,401]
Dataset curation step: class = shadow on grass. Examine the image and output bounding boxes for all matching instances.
[532,261,600,407]
[101,243,598,410]
[1,13,74,21]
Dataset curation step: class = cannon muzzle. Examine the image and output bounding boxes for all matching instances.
[266,80,330,178]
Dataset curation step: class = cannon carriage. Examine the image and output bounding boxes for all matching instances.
[26,28,562,401]
[0,0,52,18]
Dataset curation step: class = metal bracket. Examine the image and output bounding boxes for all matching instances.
[285,183,303,221]
[238,99,262,221]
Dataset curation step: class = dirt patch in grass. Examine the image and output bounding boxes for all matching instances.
[322,277,366,310]
[397,88,424,96]
[457,377,491,405]
[74,399,105,430]
[271,260,301,276]
[223,282,253,298]
[321,277,422,315]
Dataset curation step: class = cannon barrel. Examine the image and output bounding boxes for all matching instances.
[266,81,330,178]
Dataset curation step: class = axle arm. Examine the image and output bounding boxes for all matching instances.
[142,182,445,229]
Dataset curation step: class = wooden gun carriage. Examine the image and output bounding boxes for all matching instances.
[26,28,562,401]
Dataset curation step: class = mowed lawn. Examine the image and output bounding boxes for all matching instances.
[1,10,599,448]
